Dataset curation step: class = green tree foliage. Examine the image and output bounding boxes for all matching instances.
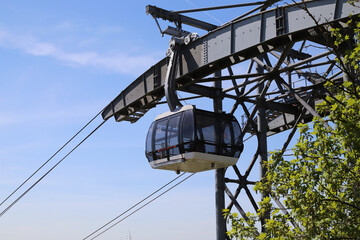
[224,13,360,240]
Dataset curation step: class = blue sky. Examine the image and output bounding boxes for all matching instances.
[0,1,298,239]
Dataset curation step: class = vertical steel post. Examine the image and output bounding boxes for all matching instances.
[214,71,226,240]
[257,15,268,232]
[215,168,226,240]
[256,60,269,232]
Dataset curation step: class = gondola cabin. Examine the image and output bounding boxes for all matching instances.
[145,105,243,173]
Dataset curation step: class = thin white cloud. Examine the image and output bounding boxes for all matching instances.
[0,29,158,75]
[25,42,57,56]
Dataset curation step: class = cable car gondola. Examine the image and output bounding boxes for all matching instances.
[145,105,243,173]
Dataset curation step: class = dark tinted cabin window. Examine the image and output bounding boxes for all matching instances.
[223,120,232,145]
[182,110,194,143]
[232,120,242,158]
[195,113,217,154]
[196,113,217,143]
[182,110,194,152]
[232,120,241,146]
[145,122,155,161]
[167,114,181,157]
[204,144,216,154]
[154,119,167,159]
[202,123,216,144]
[221,119,233,156]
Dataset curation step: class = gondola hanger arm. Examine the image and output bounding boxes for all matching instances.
[164,33,199,111]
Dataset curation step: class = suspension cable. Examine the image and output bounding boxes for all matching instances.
[173,2,266,14]
[0,119,107,218]
[84,173,196,240]
[0,109,104,208]
[83,172,186,240]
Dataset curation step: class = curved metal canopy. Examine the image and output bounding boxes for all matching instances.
[102,0,359,126]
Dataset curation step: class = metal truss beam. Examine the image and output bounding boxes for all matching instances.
[146,5,218,31]
[102,0,359,125]
[173,2,266,14]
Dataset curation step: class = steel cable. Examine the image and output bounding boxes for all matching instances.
[0,109,105,208]
[84,173,196,240]
[0,119,107,218]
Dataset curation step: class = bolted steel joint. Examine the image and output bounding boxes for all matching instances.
[184,32,199,45]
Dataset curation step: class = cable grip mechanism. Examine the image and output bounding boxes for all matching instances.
[164,33,198,111]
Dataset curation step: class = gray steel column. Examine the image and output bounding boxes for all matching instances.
[216,168,226,240]
[257,13,269,233]
[214,71,226,240]
[256,60,269,232]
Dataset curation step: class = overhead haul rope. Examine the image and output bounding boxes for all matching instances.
[83,172,196,240]
[0,113,107,218]
[0,109,104,209]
